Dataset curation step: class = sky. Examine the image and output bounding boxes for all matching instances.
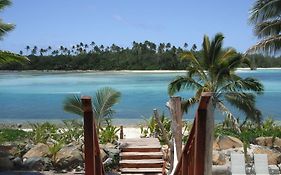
[1,0,258,53]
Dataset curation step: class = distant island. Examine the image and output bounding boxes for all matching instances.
[1,41,281,70]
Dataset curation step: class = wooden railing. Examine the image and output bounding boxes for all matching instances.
[173,93,213,175]
[82,96,105,175]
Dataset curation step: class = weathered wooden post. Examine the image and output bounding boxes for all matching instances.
[120,125,124,139]
[82,96,95,175]
[166,96,183,160]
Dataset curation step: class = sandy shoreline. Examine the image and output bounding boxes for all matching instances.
[0,67,281,74]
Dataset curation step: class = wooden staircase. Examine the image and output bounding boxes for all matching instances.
[119,138,165,175]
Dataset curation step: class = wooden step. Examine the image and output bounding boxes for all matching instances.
[120,159,164,168]
[121,173,162,175]
[121,146,161,152]
[120,168,162,173]
[120,152,163,160]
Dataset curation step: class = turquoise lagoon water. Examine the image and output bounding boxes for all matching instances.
[0,69,281,123]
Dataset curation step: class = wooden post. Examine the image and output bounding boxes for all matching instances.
[120,125,124,139]
[166,96,183,160]
[82,96,94,175]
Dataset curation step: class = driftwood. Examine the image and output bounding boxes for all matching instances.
[166,96,183,160]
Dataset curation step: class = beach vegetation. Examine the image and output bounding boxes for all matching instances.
[99,120,120,144]
[140,114,192,145]
[248,0,281,55]
[63,87,121,129]
[215,117,281,145]
[0,128,28,144]
[168,33,264,131]
[29,122,60,144]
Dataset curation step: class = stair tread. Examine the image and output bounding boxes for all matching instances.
[121,152,163,156]
[120,159,164,164]
[120,167,162,173]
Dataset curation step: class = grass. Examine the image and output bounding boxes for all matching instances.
[0,128,29,144]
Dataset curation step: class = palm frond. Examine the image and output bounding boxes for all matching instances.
[0,50,29,64]
[254,19,281,38]
[168,76,203,96]
[0,0,11,11]
[224,93,262,124]
[181,97,199,113]
[208,33,224,67]
[219,77,264,95]
[0,19,14,40]
[249,0,281,24]
[92,87,121,125]
[63,95,83,116]
[246,34,281,55]
[216,101,240,132]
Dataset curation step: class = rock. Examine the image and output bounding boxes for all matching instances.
[100,148,108,161]
[255,137,274,147]
[274,137,281,147]
[56,143,83,170]
[12,157,23,168]
[253,147,281,165]
[0,157,13,170]
[213,138,220,150]
[217,136,243,150]
[0,145,18,156]
[213,151,226,165]
[23,157,50,171]
[105,143,116,149]
[23,143,49,158]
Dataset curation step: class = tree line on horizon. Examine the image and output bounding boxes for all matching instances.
[1,41,281,70]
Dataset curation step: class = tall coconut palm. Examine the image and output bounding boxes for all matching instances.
[247,0,281,55]
[63,87,121,129]
[168,33,264,131]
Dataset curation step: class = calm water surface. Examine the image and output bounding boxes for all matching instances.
[0,69,281,123]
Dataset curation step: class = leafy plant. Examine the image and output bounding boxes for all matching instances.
[63,87,121,129]
[29,122,59,144]
[60,119,83,144]
[99,121,120,144]
[48,141,64,166]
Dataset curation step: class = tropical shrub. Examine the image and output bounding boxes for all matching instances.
[29,122,60,144]
[99,120,120,144]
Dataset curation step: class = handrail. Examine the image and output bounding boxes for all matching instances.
[82,96,105,175]
[173,93,213,175]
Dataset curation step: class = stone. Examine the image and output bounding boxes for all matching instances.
[273,137,281,147]
[217,136,243,150]
[0,145,18,156]
[253,147,281,165]
[23,157,47,170]
[255,137,274,147]
[0,157,13,170]
[213,138,220,150]
[100,148,108,161]
[23,143,49,158]
[55,143,83,170]
[12,157,23,168]
[213,151,226,165]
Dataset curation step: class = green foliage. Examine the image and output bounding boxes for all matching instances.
[215,117,281,144]
[63,87,121,129]
[60,120,83,143]
[168,33,264,131]
[99,121,120,144]
[0,128,28,144]
[29,122,59,144]
[140,114,192,145]
[48,141,64,165]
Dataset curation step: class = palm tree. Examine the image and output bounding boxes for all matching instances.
[247,0,281,55]
[63,87,121,129]
[168,33,264,131]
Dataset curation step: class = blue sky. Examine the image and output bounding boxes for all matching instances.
[1,0,257,53]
